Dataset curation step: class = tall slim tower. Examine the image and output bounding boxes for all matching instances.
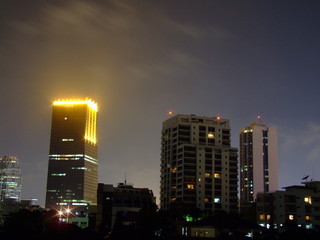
[0,155,21,202]
[239,120,278,208]
[160,114,238,214]
[45,98,98,217]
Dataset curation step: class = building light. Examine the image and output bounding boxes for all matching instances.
[62,139,74,142]
[187,184,194,189]
[289,215,294,220]
[205,173,211,177]
[259,215,265,220]
[214,198,221,203]
[53,98,98,144]
[214,173,221,178]
[306,215,311,221]
[208,133,214,139]
[304,196,312,204]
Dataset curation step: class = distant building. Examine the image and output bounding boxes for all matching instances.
[0,198,40,226]
[160,114,238,214]
[45,98,98,227]
[239,120,278,213]
[0,155,21,202]
[96,183,155,234]
[256,181,320,229]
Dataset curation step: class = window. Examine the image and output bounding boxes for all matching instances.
[214,173,221,178]
[289,215,294,221]
[304,196,312,204]
[187,184,194,189]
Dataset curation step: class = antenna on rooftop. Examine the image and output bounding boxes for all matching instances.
[124,173,127,186]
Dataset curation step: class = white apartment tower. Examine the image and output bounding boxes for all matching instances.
[0,155,22,202]
[240,120,278,207]
[160,114,238,214]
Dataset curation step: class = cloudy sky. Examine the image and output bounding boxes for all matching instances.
[1,0,320,207]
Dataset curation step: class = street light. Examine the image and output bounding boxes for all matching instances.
[66,208,71,223]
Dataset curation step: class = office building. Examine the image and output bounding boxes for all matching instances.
[45,98,98,222]
[0,155,21,202]
[256,181,320,229]
[96,183,155,234]
[160,114,238,214]
[239,120,278,211]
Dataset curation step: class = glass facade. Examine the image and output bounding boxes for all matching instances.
[45,99,98,217]
[0,155,21,202]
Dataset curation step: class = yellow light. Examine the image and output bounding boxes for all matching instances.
[53,98,98,112]
[53,98,98,145]
[168,110,173,115]
[304,196,312,204]
[187,184,194,189]
[214,173,221,178]
[208,133,214,139]
[216,116,221,120]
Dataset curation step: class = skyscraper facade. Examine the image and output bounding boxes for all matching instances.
[0,155,21,202]
[160,114,238,214]
[45,99,98,217]
[239,120,278,208]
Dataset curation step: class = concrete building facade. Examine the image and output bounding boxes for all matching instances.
[240,121,278,211]
[96,183,155,234]
[256,181,320,229]
[160,114,238,214]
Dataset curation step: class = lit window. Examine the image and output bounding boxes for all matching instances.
[171,198,176,202]
[172,167,177,173]
[306,215,311,221]
[266,215,270,221]
[259,215,264,220]
[214,198,220,203]
[304,196,312,204]
[208,133,214,139]
[62,138,74,142]
[205,198,209,203]
[214,173,221,178]
[205,173,211,177]
[289,215,294,220]
[187,184,194,189]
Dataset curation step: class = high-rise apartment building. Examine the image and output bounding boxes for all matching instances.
[160,114,238,214]
[239,120,278,208]
[45,98,98,219]
[0,155,21,202]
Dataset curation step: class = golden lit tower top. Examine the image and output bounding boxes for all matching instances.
[53,98,98,144]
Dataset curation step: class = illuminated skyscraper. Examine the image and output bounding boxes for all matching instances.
[0,155,21,202]
[45,98,98,219]
[160,114,238,214]
[239,120,278,211]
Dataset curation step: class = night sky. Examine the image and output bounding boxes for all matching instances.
[1,0,320,207]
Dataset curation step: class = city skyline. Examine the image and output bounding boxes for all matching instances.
[1,1,320,207]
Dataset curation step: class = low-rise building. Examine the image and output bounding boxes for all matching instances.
[96,182,155,234]
[256,181,320,229]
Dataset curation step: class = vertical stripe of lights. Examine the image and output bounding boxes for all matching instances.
[53,98,98,145]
